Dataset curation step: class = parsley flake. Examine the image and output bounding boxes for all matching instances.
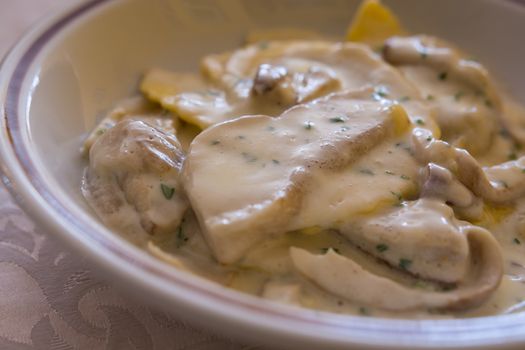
[161,184,175,200]
[438,72,448,81]
[399,258,412,270]
[176,226,189,247]
[376,244,389,253]
[514,238,521,245]
[329,116,346,123]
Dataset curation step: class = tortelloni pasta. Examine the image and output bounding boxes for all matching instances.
[82,0,525,318]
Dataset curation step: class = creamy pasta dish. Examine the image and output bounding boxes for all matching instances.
[81,0,525,318]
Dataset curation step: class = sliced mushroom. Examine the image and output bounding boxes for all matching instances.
[420,163,483,220]
[341,199,470,283]
[413,128,525,204]
[383,35,501,155]
[82,96,178,154]
[291,218,503,311]
[183,90,411,263]
[82,120,188,244]
[251,63,341,106]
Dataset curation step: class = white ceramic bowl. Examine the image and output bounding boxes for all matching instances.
[2,0,525,349]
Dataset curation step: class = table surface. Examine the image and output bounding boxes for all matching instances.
[0,1,255,349]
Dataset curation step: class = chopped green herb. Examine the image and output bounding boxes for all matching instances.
[236,135,246,140]
[96,129,106,136]
[413,280,427,289]
[426,136,433,142]
[399,258,412,270]
[485,99,493,108]
[359,307,369,316]
[374,44,385,53]
[372,86,389,100]
[272,159,280,165]
[390,191,403,203]
[441,284,455,292]
[176,226,189,247]
[241,152,258,163]
[398,96,411,102]
[160,184,175,200]
[304,121,314,130]
[454,91,465,101]
[258,41,269,50]
[426,94,435,101]
[508,152,518,161]
[415,119,425,125]
[210,140,221,146]
[385,170,395,175]
[400,174,410,180]
[376,244,389,253]
[266,126,276,131]
[514,238,521,245]
[359,168,375,176]
[329,116,346,123]
[499,129,511,138]
[438,71,448,81]
[522,168,525,173]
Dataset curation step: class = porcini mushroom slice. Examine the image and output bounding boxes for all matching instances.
[413,128,525,204]
[383,35,501,155]
[341,199,470,283]
[183,90,410,263]
[82,120,188,244]
[291,222,502,311]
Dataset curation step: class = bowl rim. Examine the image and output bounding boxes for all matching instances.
[3,0,525,349]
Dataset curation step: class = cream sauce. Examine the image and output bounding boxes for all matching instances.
[82,33,525,319]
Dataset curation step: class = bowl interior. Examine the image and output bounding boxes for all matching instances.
[7,0,525,348]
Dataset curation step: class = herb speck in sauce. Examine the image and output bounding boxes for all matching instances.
[426,94,435,101]
[372,86,389,100]
[514,238,521,245]
[304,121,314,130]
[258,41,269,50]
[376,244,389,253]
[508,152,518,161]
[329,116,346,123]
[161,184,175,200]
[359,168,375,176]
[415,118,425,125]
[359,307,369,316]
[399,258,412,270]
[385,170,395,175]
[390,191,403,206]
[176,226,189,247]
[272,159,280,165]
[438,71,448,81]
[241,152,258,163]
[400,174,410,180]
[210,140,221,146]
[454,91,465,101]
